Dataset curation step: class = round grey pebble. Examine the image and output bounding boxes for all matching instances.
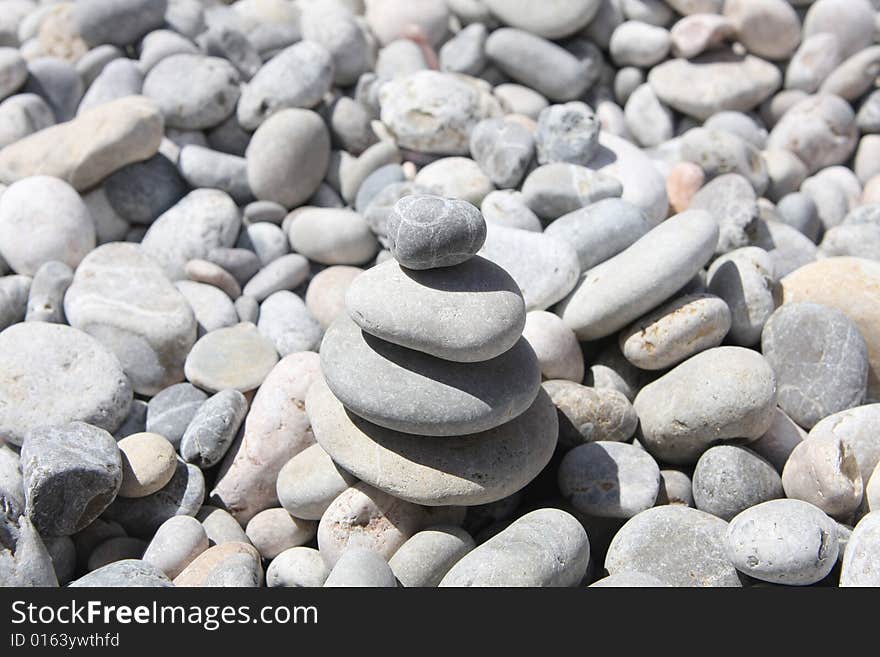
[762,303,869,430]
[324,548,397,588]
[104,154,187,226]
[481,190,542,232]
[145,383,207,449]
[389,526,475,587]
[559,441,661,518]
[142,515,209,579]
[692,446,784,521]
[257,291,323,355]
[242,254,310,302]
[74,0,167,47]
[521,163,623,221]
[277,443,357,521]
[266,547,329,588]
[178,145,252,205]
[726,499,839,585]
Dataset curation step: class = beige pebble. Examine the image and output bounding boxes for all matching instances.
[666,161,705,214]
[185,258,241,299]
[117,432,177,498]
[304,265,364,328]
[245,508,317,560]
[782,434,863,521]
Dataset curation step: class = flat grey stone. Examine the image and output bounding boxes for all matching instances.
[320,314,540,436]
[70,559,172,587]
[469,118,535,188]
[74,0,167,47]
[521,163,623,221]
[559,441,661,518]
[439,509,589,586]
[0,322,132,446]
[184,322,278,393]
[542,380,638,447]
[634,347,778,465]
[762,303,869,429]
[257,291,323,355]
[481,190,542,232]
[482,0,600,39]
[174,280,238,336]
[307,376,558,506]
[707,246,776,346]
[287,208,379,266]
[389,526,475,587]
[242,254,310,302]
[178,145,252,205]
[180,389,247,469]
[64,242,197,396]
[23,57,83,123]
[21,422,122,537]
[726,499,839,585]
[346,257,524,363]
[559,210,718,341]
[478,223,580,311]
[606,505,742,587]
[276,443,357,521]
[76,57,143,114]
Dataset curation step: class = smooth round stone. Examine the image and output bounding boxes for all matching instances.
[142,515,208,579]
[840,511,880,586]
[138,29,200,73]
[267,547,329,588]
[521,163,622,221]
[606,505,741,587]
[365,0,449,46]
[802,0,875,60]
[328,96,378,157]
[179,389,248,469]
[363,181,433,238]
[0,93,54,150]
[723,0,800,61]
[726,499,839,585]
[145,383,207,449]
[522,310,584,382]
[782,435,863,521]
[691,446,783,521]
[481,190,542,232]
[246,109,330,209]
[544,198,652,272]
[175,281,238,336]
[69,559,171,588]
[483,0,599,39]
[173,541,263,587]
[706,248,776,347]
[379,70,503,156]
[657,470,695,507]
[245,508,316,560]
[413,157,494,206]
[237,41,333,130]
[257,291,322,356]
[240,221,292,266]
[277,443,357,521]
[24,260,71,324]
[103,155,186,227]
[767,94,857,175]
[620,294,731,371]
[590,572,669,587]
[820,46,880,103]
[324,548,397,588]
[287,208,379,266]
[763,151,808,204]
[615,67,645,106]
[64,243,197,396]
[338,141,402,206]
[375,39,429,79]
[648,53,780,121]
[103,459,204,538]
[634,347,778,465]
[810,404,880,487]
[185,322,278,393]
[318,482,425,567]
[242,254,310,302]
[610,21,670,68]
[781,258,880,401]
[384,195,487,270]
[21,422,123,537]
[469,118,534,189]
[478,223,580,311]
[749,219,818,279]
[320,314,540,436]
[559,210,718,341]
[143,54,239,130]
[0,176,94,276]
[87,536,147,571]
[493,84,549,120]
[185,259,241,300]
[207,353,319,523]
[197,506,250,547]
[440,508,589,587]
[307,376,558,507]
[389,526,475,588]
[354,165,405,215]
[776,192,820,241]
[440,22,487,76]
[305,266,363,329]
[485,29,595,102]
[559,442,661,519]
[624,83,674,148]
[762,303,869,430]
[543,380,638,447]
[141,189,241,282]
[0,322,131,446]
[117,432,177,499]
[346,257,524,363]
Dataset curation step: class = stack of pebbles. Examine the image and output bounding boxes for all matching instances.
[307,194,558,507]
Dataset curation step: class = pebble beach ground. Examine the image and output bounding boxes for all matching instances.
[1,0,879,589]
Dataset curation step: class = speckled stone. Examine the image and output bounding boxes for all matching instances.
[179,389,247,469]
[521,163,623,221]
[692,446,783,521]
[469,118,534,188]
[542,380,638,447]
[145,383,207,449]
[69,559,171,587]
[782,434,863,520]
[266,546,329,588]
[389,526,475,588]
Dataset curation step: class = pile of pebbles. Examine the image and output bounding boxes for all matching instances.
[1,0,880,588]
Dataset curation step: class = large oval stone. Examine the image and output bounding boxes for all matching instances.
[307,376,558,506]
[320,314,541,436]
[346,257,525,363]
[64,243,197,396]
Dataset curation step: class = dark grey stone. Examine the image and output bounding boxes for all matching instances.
[146,382,208,448]
[179,389,247,469]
